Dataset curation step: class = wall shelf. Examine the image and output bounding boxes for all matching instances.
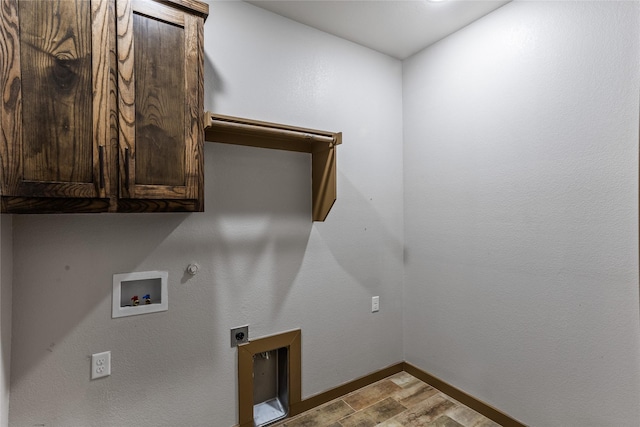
[204,113,342,221]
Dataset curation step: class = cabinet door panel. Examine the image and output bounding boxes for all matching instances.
[0,0,112,211]
[0,0,23,195]
[133,13,185,187]
[117,0,202,210]
[20,0,93,184]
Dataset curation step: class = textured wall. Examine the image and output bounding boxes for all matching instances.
[9,1,640,426]
[403,1,640,426]
[8,2,404,426]
[0,216,11,427]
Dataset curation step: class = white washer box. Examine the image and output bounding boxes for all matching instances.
[112,271,168,318]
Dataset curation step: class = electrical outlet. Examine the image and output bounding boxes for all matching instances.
[231,325,249,347]
[372,296,380,313]
[91,351,111,380]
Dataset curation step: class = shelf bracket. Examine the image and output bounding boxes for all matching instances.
[204,112,342,221]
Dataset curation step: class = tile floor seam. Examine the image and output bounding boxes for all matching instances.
[343,400,358,412]
[347,396,399,414]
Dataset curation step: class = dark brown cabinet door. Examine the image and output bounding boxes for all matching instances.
[0,0,114,213]
[116,0,204,212]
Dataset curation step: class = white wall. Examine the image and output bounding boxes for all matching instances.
[0,216,11,427]
[403,1,640,426]
[7,2,404,426]
[9,1,640,426]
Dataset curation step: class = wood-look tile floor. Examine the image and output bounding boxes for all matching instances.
[271,372,501,427]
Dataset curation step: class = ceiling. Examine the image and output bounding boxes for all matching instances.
[246,0,511,60]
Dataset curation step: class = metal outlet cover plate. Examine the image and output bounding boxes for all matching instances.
[231,325,249,347]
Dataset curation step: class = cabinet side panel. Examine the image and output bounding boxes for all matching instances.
[19,0,93,184]
[184,13,203,206]
[0,0,22,196]
[133,13,185,186]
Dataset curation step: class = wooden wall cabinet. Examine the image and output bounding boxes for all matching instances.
[0,0,207,213]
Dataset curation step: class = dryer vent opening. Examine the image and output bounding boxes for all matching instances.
[237,330,301,427]
[253,348,289,426]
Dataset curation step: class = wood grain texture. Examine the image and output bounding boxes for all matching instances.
[158,0,209,18]
[17,181,99,198]
[266,367,519,427]
[116,0,135,199]
[0,0,22,196]
[403,363,527,427]
[205,113,339,140]
[118,0,203,211]
[3,0,204,213]
[194,14,204,210]
[107,0,119,211]
[20,0,93,183]
[134,12,185,186]
[205,123,325,153]
[1,196,109,213]
[2,0,114,212]
[205,113,339,154]
[290,363,405,417]
[183,13,203,204]
[281,401,354,427]
[133,0,184,26]
[116,198,198,212]
[312,145,337,222]
[127,183,186,198]
[92,0,113,200]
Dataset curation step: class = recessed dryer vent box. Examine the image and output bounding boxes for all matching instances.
[112,271,168,318]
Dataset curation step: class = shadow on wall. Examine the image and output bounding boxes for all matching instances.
[314,172,403,292]
[203,141,313,321]
[9,142,314,391]
[10,211,188,386]
[1,214,12,423]
[203,52,225,112]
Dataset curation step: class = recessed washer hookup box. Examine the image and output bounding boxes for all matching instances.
[112,270,168,318]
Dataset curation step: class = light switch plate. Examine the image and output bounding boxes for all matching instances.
[372,296,380,312]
